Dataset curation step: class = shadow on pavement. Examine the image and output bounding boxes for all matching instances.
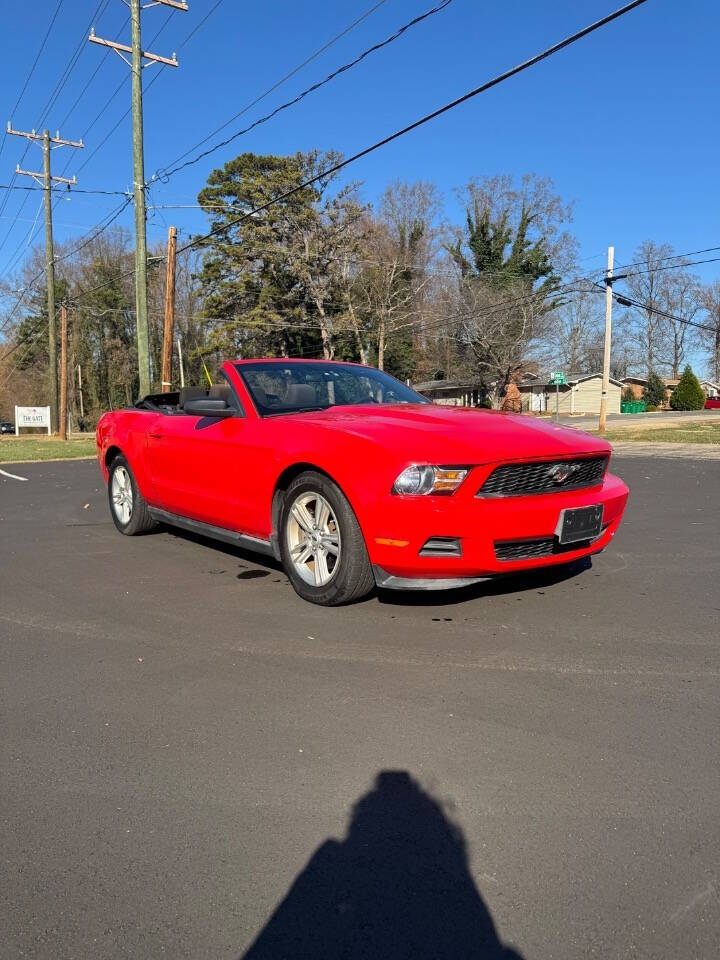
[377,556,592,607]
[241,770,524,960]
[162,521,592,609]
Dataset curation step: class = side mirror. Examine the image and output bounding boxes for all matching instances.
[184,397,234,419]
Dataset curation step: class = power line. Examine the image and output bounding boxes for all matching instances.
[591,281,718,334]
[175,0,650,260]
[0,1,111,264]
[0,182,129,197]
[612,245,720,274]
[0,0,66,164]
[155,0,449,181]
[156,0,387,176]
[620,256,720,278]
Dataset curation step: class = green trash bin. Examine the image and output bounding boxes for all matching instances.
[621,401,647,413]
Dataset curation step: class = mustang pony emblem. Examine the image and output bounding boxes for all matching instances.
[546,462,581,484]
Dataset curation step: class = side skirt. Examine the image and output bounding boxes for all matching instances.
[148,507,275,557]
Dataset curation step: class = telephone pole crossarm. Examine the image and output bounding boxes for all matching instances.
[88,30,179,67]
[144,0,189,10]
[6,124,84,148]
[15,166,77,186]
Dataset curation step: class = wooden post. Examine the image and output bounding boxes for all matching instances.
[598,246,614,433]
[177,338,185,388]
[161,226,177,391]
[59,304,68,440]
[77,365,85,421]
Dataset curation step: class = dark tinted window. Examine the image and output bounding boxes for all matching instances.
[236,362,429,416]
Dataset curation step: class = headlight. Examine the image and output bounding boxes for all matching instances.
[392,465,468,496]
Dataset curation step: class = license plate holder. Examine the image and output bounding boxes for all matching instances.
[557,504,604,545]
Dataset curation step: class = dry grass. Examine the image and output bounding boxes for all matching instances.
[602,422,720,445]
[0,436,96,463]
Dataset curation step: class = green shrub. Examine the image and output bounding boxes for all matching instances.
[621,386,636,404]
[646,403,658,412]
[669,365,705,410]
[643,371,667,407]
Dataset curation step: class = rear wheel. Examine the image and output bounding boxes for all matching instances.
[280,471,374,606]
[108,454,156,535]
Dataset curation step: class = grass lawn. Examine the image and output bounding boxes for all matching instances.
[0,436,97,463]
[603,422,720,444]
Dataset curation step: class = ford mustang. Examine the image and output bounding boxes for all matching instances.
[96,359,629,605]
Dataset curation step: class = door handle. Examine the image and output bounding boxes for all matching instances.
[149,431,164,439]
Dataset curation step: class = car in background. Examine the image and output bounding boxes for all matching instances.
[96,358,629,606]
[0,421,15,435]
[704,396,720,409]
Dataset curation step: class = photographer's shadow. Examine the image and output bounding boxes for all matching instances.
[242,770,524,960]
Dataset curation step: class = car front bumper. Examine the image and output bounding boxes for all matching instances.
[365,471,629,588]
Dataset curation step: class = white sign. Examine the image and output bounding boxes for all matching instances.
[15,405,51,435]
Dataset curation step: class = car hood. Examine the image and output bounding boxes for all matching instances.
[284,404,611,465]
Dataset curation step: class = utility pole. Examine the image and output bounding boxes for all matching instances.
[598,246,614,434]
[89,0,187,399]
[7,124,83,432]
[59,303,68,440]
[161,225,177,391]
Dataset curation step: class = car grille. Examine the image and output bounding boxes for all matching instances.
[479,456,607,497]
[494,526,608,562]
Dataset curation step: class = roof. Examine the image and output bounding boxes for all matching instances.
[414,379,483,392]
[520,373,624,389]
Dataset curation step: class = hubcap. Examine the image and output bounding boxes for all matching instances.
[111,465,133,525]
[286,492,341,587]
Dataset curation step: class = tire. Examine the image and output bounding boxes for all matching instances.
[107,453,156,536]
[279,471,374,606]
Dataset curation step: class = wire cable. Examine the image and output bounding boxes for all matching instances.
[0,0,66,165]
[174,0,650,260]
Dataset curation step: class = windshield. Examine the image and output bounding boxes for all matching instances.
[236,361,430,416]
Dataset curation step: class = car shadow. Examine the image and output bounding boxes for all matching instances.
[158,524,284,573]
[376,556,593,607]
[240,770,524,960]
[159,523,592,607]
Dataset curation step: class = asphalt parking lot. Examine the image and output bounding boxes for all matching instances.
[1,455,719,959]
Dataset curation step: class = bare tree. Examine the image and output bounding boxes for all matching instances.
[700,280,720,382]
[659,270,701,378]
[625,241,675,375]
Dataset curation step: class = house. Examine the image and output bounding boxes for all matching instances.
[412,378,488,407]
[413,369,539,409]
[518,373,622,415]
[621,376,647,400]
[700,379,720,398]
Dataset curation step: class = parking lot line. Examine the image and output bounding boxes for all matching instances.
[0,467,29,481]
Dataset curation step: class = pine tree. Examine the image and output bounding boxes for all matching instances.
[643,370,667,407]
[669,365,705,410]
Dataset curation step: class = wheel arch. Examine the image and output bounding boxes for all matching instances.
[105,444,124,470]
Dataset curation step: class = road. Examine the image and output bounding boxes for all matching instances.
[1,456,718,959]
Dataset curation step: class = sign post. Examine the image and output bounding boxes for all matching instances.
[14,406,52,436]
[549,372,567,421]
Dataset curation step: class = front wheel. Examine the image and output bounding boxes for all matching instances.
[280,471,374,606]
[108,454,156,535]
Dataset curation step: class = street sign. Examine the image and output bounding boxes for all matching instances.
[550,372,567,385]
[14,405,51,435]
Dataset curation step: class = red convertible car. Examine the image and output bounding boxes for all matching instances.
[96,359,629,605]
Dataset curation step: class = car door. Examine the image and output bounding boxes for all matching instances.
[146,377,273,536]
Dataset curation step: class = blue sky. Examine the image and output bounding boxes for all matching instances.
[1,0,718,293]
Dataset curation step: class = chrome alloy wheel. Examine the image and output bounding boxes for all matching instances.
[111,465,133,525]
[286,491,341,587]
